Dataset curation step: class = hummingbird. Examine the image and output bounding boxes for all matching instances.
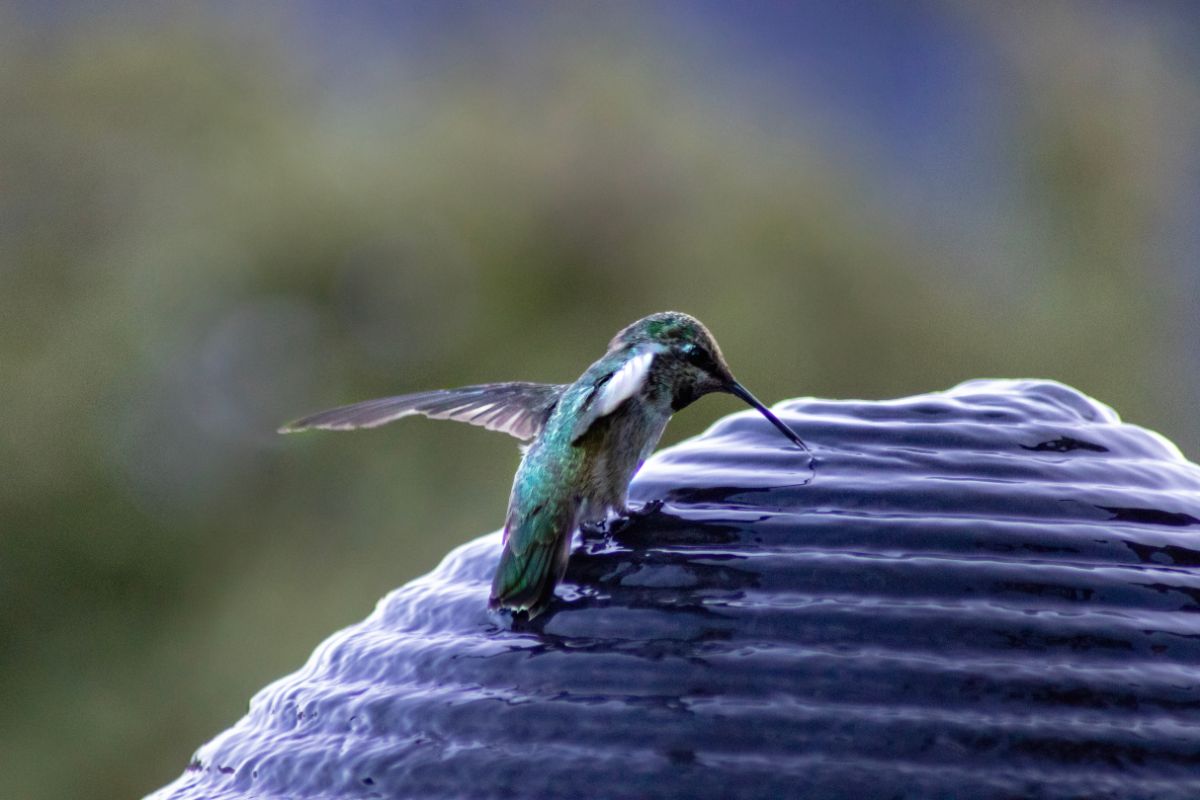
[280,311,809,618]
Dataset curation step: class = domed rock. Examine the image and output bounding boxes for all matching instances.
[150,380,1200,800]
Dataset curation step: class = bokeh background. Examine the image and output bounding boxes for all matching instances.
[4,2,1199,797]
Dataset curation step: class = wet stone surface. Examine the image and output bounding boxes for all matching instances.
[150,380,1200,800]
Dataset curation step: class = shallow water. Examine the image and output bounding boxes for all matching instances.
[151,380,1200,800]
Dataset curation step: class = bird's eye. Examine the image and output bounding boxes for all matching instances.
[680,343,713,370]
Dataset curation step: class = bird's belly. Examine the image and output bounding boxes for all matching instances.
[581,407,670,518]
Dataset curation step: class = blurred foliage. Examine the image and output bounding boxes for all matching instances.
[2,3,1198,798]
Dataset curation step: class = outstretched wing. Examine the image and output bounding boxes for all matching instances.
[279,382,566,442]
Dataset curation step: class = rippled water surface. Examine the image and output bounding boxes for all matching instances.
[151,380,1200,800]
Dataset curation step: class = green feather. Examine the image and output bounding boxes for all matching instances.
[488,496,575,616]
[489,537,556,615]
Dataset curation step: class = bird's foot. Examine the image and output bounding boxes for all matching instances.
[580,499,664,540]
[579,518,609,537]
[606,499,665,534]
[622,498,664,519]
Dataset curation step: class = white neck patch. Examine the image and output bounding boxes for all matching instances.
[595,350,655,416]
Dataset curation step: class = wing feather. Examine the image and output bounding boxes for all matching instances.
[279,382,565,441]
[595,350,654,416]
[569,348,658,442]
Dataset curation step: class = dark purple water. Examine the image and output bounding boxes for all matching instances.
[150,380,1200,800]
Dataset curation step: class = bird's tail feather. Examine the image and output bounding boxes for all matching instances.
[489,510,573,617]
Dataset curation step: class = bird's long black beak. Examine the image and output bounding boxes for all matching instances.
[727,381,809,452]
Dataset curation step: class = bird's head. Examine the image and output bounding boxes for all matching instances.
[609,312,808,449]
[610,311,732,398]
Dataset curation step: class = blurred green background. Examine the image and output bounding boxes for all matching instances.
[3,2,1199,797]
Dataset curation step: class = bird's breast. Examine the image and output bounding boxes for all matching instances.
[577,403,671,512]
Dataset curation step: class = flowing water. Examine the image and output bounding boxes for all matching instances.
[151,380,1200,799]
